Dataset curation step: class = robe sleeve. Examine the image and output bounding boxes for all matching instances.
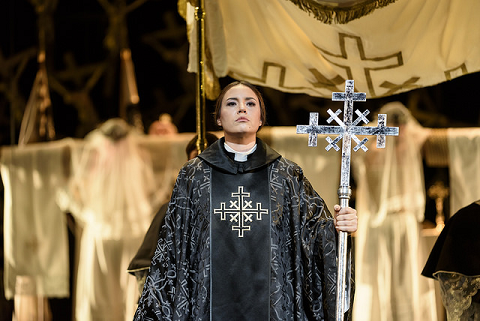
[133,165,196,321]
[294,165,355,321]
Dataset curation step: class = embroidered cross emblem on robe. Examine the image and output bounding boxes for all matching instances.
[214,186,269,237]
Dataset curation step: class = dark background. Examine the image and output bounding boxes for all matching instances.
[1,0,479,144]
[0,0,478,319]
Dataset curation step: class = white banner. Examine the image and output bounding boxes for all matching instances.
[185,0,480,99]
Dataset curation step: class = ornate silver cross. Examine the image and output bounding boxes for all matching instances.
[296,80,399,321]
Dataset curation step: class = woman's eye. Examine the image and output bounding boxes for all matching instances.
[226,101,236,107]
[246,101,256,107]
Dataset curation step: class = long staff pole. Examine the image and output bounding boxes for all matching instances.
[194,0,207,152]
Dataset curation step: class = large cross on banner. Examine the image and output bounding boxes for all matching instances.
[296,80,399,321]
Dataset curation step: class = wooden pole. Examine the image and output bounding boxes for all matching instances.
[195,0,207,152]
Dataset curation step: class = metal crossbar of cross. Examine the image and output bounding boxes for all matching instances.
[296,80,399,321]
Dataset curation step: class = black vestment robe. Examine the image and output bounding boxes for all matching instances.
[127,203,168,285]
[133,138,354,321]
[128,203,168,273]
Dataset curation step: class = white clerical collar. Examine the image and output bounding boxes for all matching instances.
[224,143,257,162]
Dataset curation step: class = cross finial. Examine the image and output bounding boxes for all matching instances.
[296,80,398,152]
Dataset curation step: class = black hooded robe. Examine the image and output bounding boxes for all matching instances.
[133,138,353,321]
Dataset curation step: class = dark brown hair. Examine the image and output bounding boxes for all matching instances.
[214,80,266,131]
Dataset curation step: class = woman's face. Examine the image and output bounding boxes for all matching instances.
[217,84,262,140]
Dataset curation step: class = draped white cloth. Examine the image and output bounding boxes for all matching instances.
[1,140,70,300]
[352,102,437,321]
[184,0,480,100]
[447,128,480,215]
[1,132,199,319]
[55,119,164,321]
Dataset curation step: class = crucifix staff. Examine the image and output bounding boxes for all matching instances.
[296,80,399,321]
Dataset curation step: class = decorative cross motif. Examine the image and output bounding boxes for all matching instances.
[214,186,268,238]
[296,80,399,321]
[313,33,406,97]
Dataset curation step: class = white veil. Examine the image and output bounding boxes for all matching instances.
[354,101,431,227]
[56,118,161,321]
[352,102,437,321]
[64,118,158,239]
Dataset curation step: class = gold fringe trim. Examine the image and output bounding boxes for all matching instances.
[286,0,398,24]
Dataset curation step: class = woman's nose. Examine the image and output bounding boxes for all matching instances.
[238,103,246,113]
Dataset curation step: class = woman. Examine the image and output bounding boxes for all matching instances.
[133,81,357,321]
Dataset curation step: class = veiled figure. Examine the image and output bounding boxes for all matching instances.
[57,118,159,321]
[352,102,437,321]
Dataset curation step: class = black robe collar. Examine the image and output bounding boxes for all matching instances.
[198,137,281,174]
